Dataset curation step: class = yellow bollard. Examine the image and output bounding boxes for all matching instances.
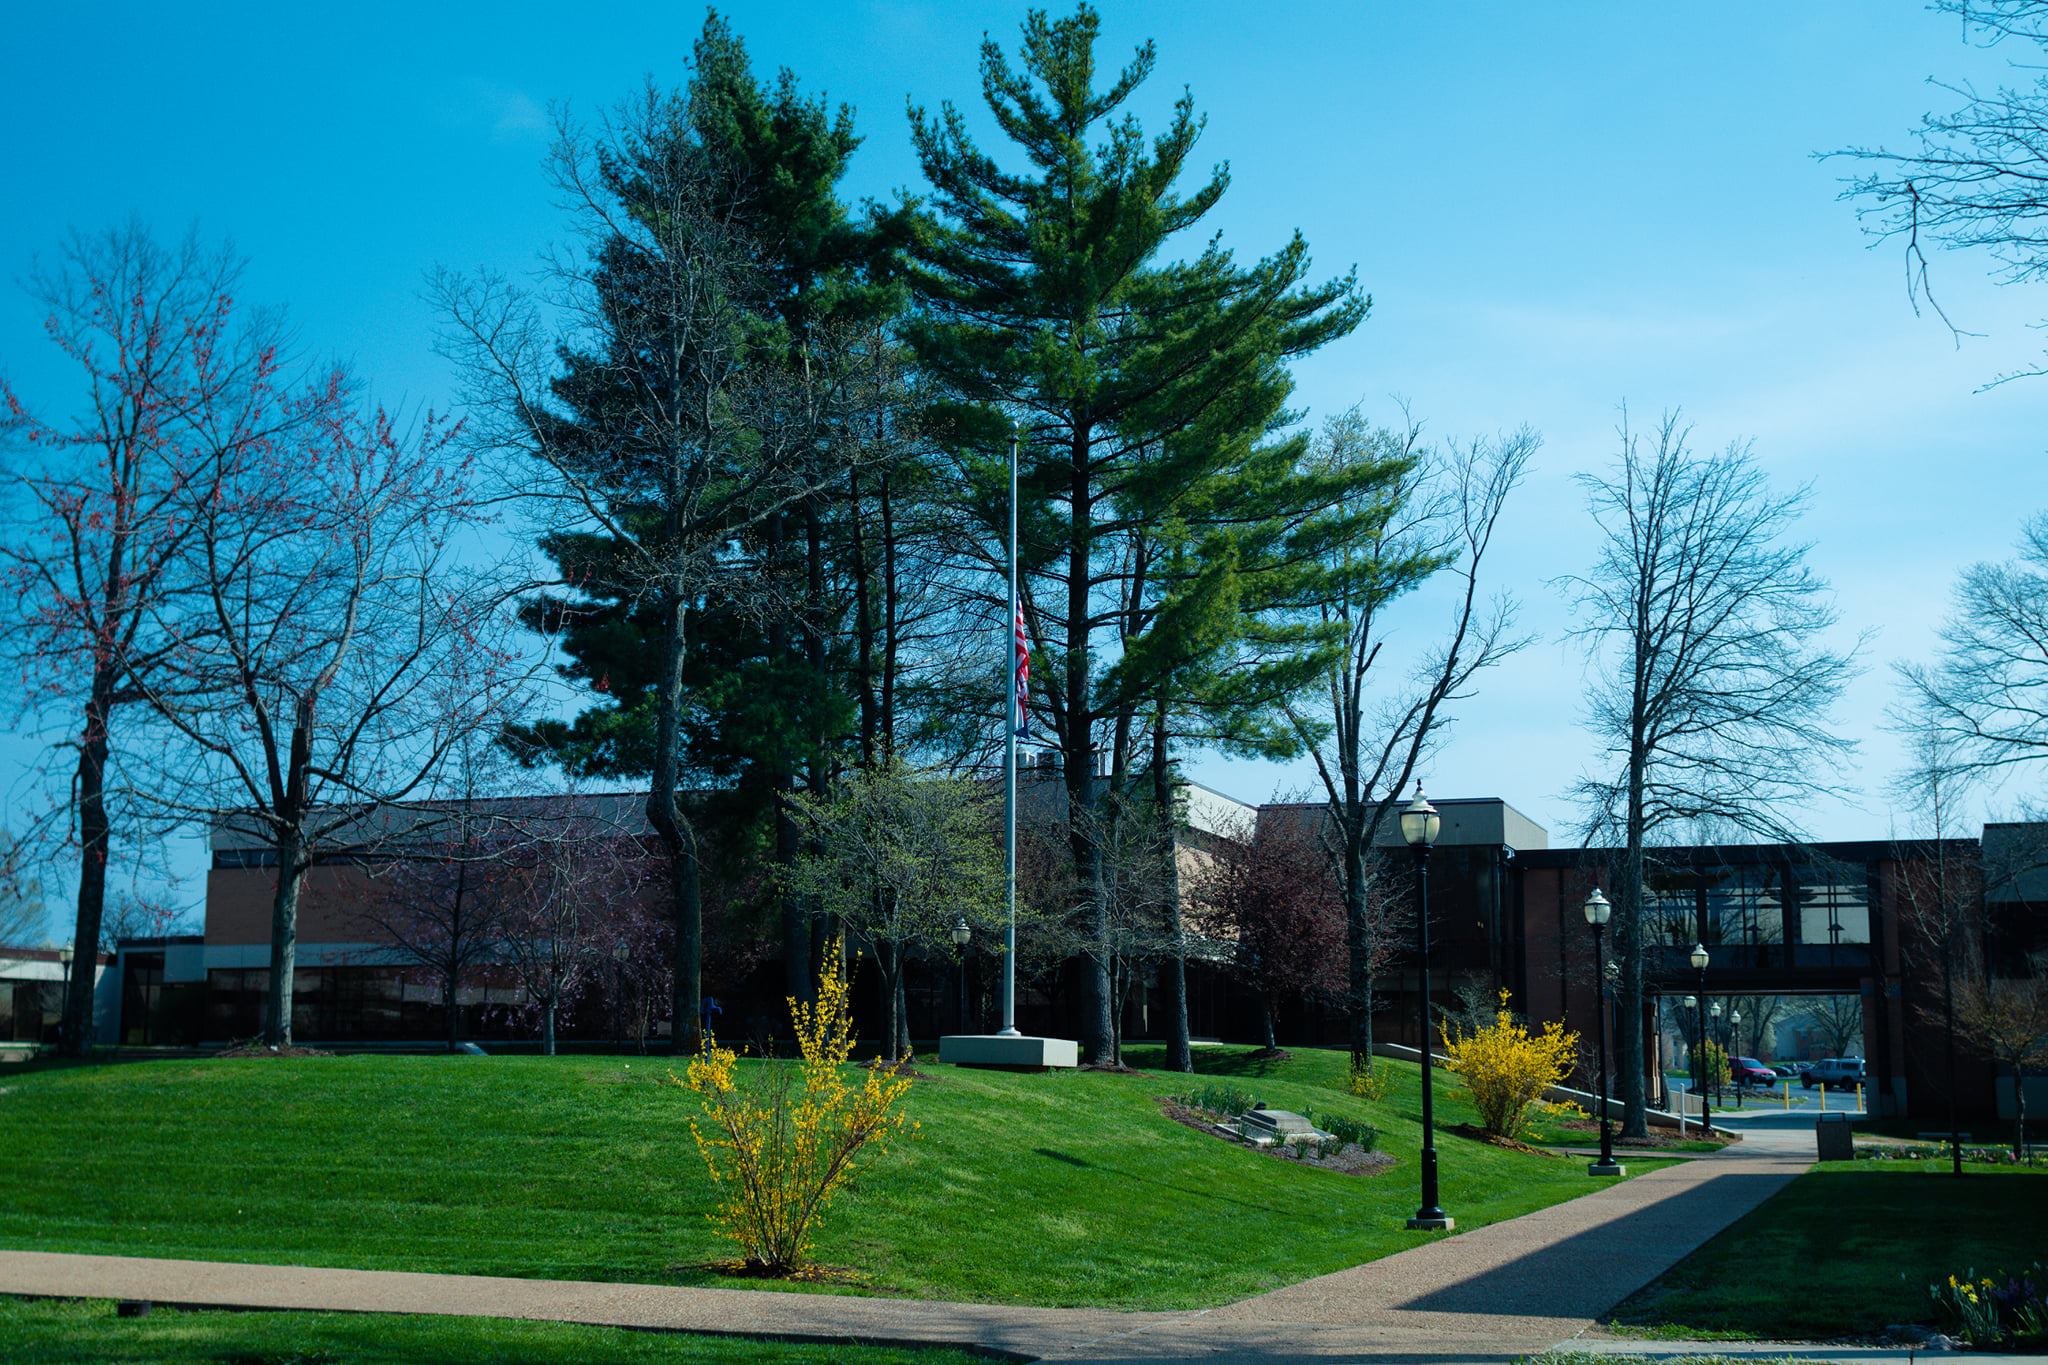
[1857,1082,1864,1111]
[1783,1080,1790,1111]
[1820,1080,1827,1110]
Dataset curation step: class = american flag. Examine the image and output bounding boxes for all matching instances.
[1012,596,1030,739]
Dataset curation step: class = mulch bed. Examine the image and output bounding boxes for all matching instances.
[686,1258,873,1287]
[1447,1122,1555,1156]
[1241,1047,1293,1063]
[1158,1099,1395,1177]
[1081,1060,1149,1075]
[215,1042,335,1059]
[1548,1118,1741,1150]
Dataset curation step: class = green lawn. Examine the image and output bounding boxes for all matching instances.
[1609,1160,2048,1339]
[0,1044,1665,1311]
[0,1295,989,1364]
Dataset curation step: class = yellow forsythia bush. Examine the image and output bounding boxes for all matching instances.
[1439,989,1579,1139]
[1347,1055,1394,1103]
[673,939,914,1273]
[1695,1039,1731,1091]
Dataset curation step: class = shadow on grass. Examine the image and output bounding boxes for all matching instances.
[1032,1149,1091,1168]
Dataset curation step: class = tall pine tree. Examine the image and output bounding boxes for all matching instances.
[447,15,891,1048]
[908,5,1363,1059]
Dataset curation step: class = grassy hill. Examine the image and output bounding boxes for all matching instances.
[0,1044,1664,1311]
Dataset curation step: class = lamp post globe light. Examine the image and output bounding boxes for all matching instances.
[1582,888,1624,1177]
[952,917,972,1033]
[1401,784,1452,1231]
[1689,944,1711,1133]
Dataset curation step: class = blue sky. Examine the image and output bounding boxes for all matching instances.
[3,3,2044,937]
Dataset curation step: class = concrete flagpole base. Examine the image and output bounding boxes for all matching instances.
[938,1034,1079,1069]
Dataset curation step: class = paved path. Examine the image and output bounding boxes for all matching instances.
[0,1137,1815,1363]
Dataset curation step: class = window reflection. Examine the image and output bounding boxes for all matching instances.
[1793,867,1871,966]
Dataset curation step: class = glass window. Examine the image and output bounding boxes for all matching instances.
[1796,875,1871,946]
[1646,881,1698,949]
[1704,866,1788,968]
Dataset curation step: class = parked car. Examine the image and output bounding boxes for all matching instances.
[1802,1057,1865,1089]
[1770,1064,1800,1081]
[1730,1056,1777,1088]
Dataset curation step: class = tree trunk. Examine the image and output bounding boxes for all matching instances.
[543,995,558,1057]
[446,860,468,1054]
[1065,424,1114,1064]
[1617,757,1650,1140]
[61,691,114,1057]
[778,792,809,1005]
[1152,720,1191,1072]
[1260,996,1277,1051]
[647,590,702,1055]
[849,464,878,766]
[878,469,898,761]
[263,702,318,1048]
[880,942,902,1062]
[672,831,704,1054]
[1342,826,1376,1074]
[2015,1060,2028,1161]
[894,966,910,1059]
[1111,954,1128,1066]
[263,832,305,1047]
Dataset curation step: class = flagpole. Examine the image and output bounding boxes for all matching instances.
[1000,424,1021,1037]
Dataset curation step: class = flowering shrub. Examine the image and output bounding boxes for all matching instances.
[1693,1040,1730,1092]
[1439,989,1579,1139]
[1540,1098,1592,1123]
[1347,1057,1393,1103]
[1932,1266,2048,1347]
[673,939,914,1274]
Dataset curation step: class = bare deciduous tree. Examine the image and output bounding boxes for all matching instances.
[1832,0,2048,378]
[498,826,651,1055]
[1891,725,1987,1172]
[356,742,523,1053]
[142,395,527,1046]
[1,224,297,1053]
[1900,516,2048,790]
[1954,971,2048,1158]
[1197,806,1349,1055]
[1566,411,1860,1137]
[1807,993,1867,1061]
[0,831,44,947]
[1280,411,1534,1078]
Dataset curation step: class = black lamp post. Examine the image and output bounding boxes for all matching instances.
[1583,889,1624,1176]
[1690,944,1711,1133]
[1730,1007,1743,1108]
[1401,784,1452,1231]
[1709,999,1724,1104]
[951,917,972,1033]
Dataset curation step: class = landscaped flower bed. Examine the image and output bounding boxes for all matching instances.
[1158,1087,1393,1177]
[1857,1143,2033,1165]
[1931,1265,2048,1349]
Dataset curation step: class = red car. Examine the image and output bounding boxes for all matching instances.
[1730,1056,1777,1087]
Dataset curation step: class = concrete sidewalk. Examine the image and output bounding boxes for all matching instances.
[0,1144,1815,1363]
